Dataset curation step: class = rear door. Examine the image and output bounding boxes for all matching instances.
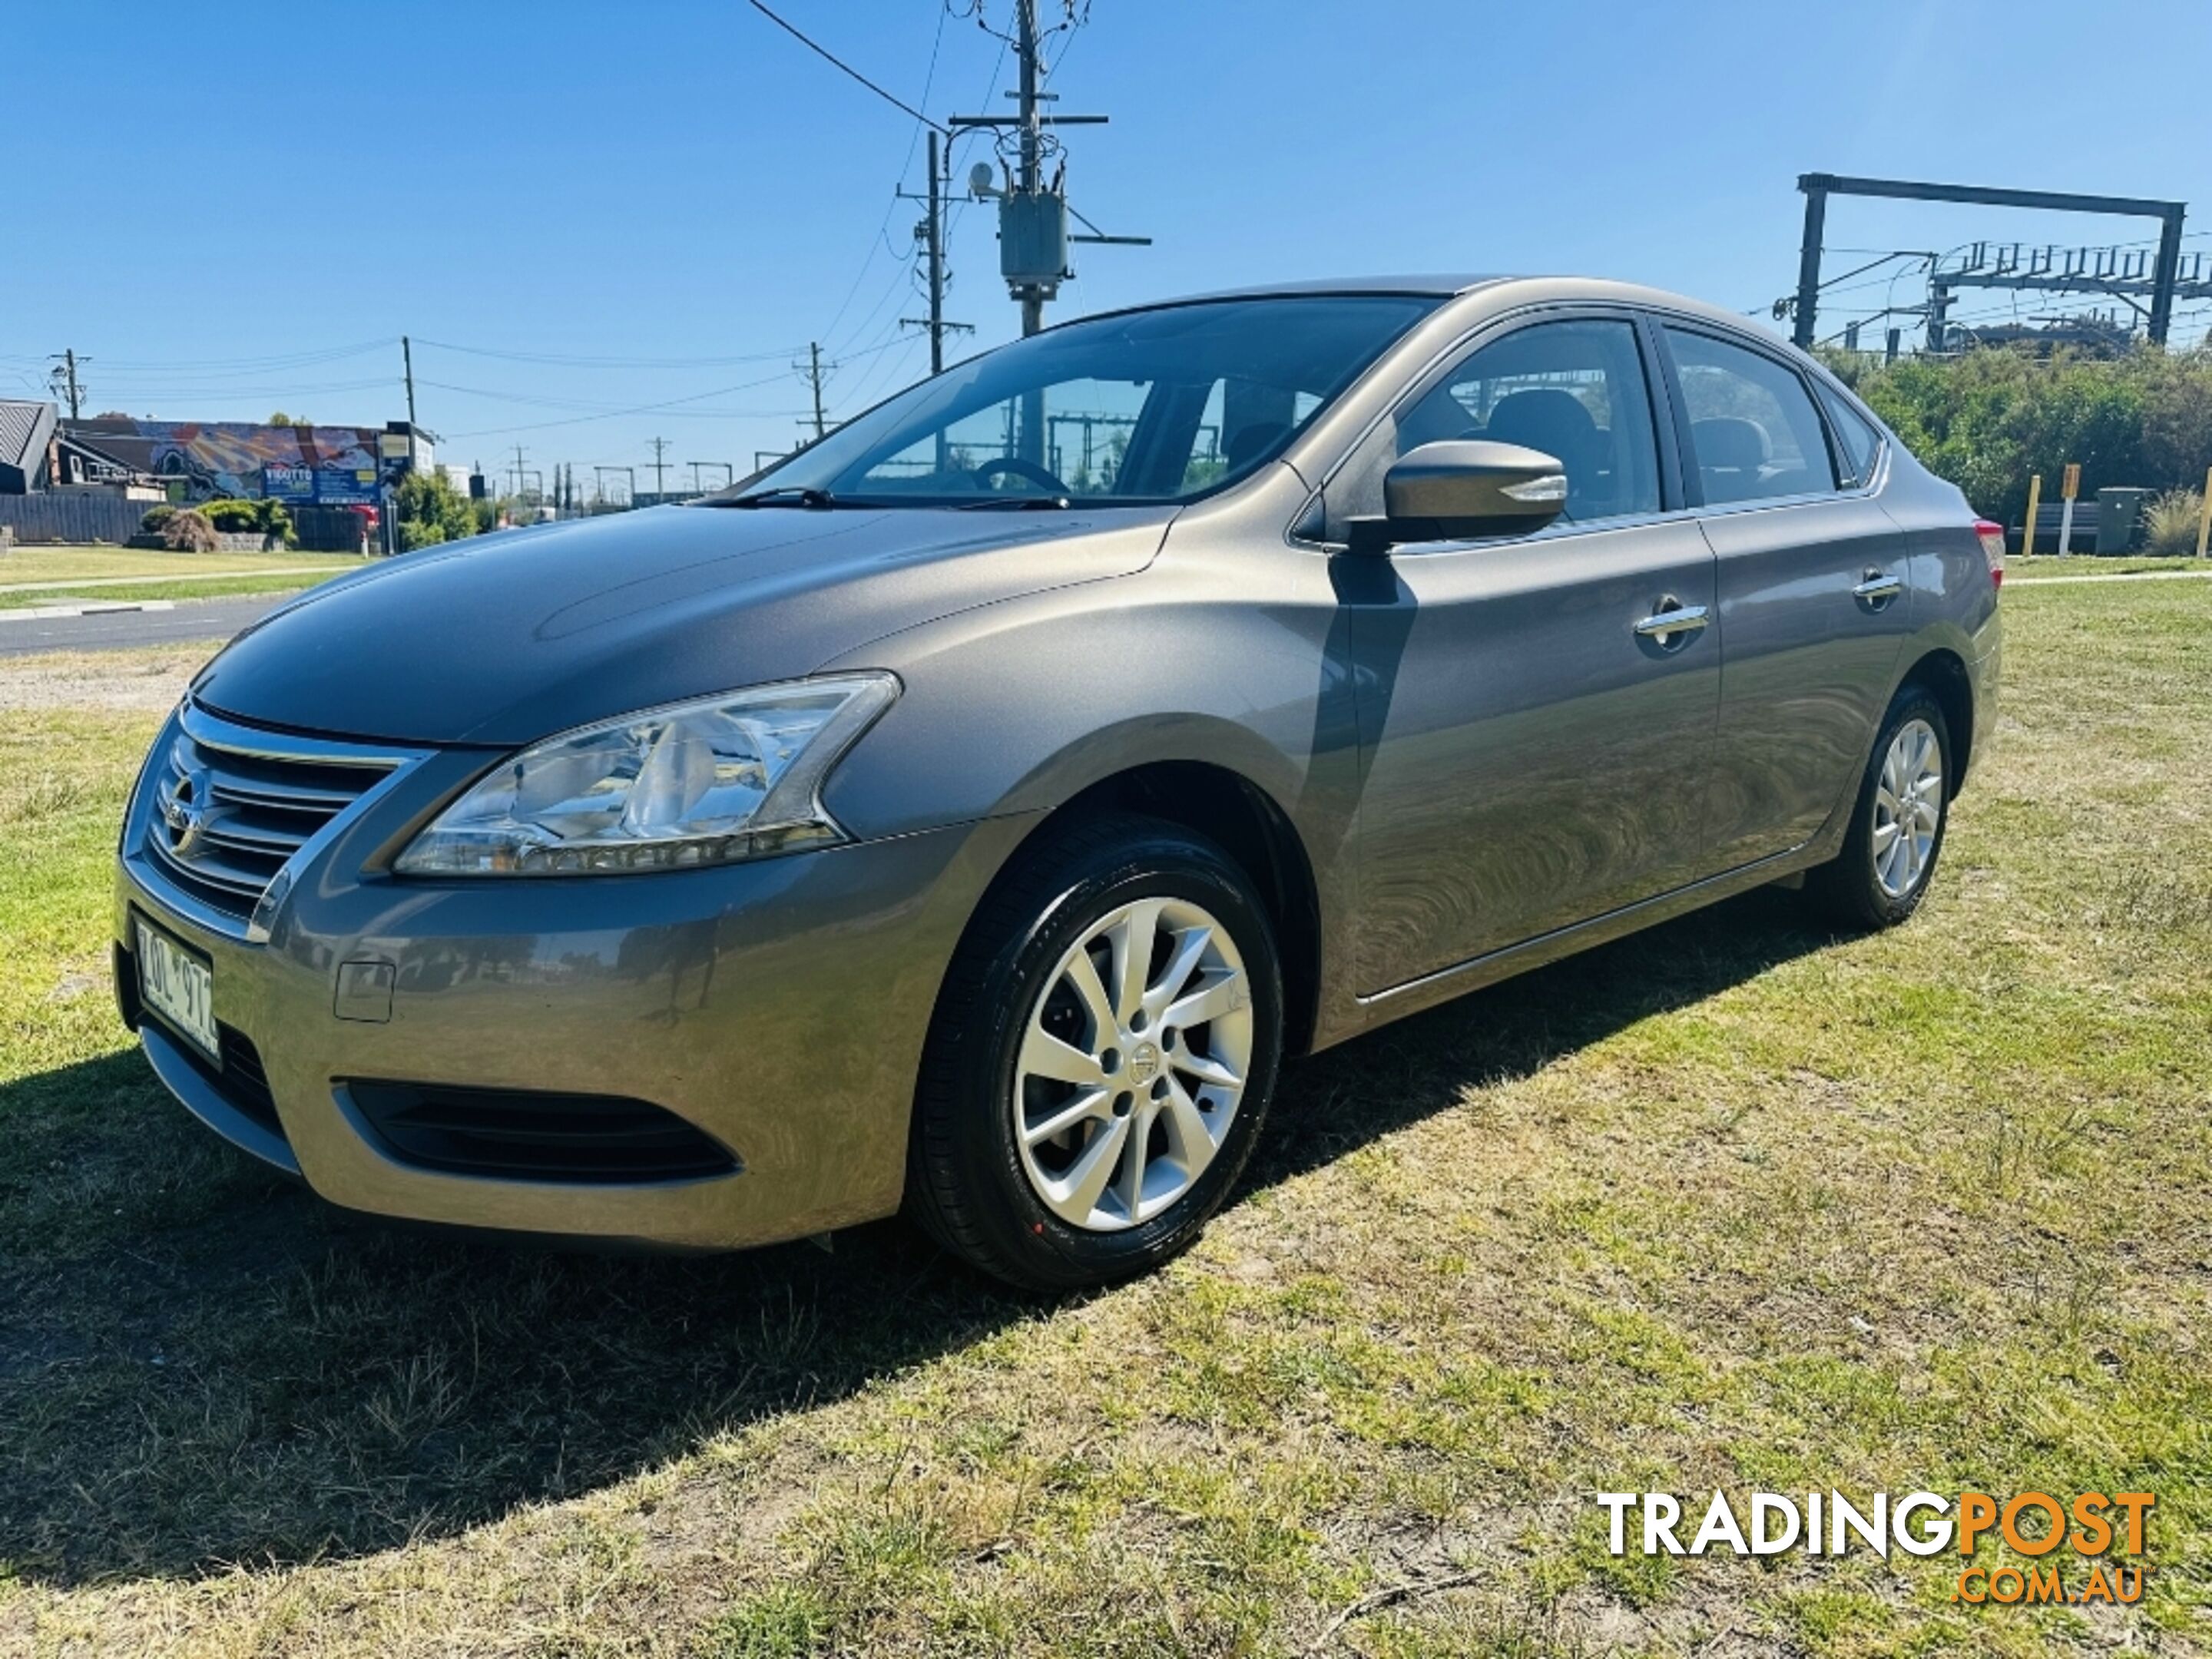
[1342,313,1722,993]
[1656,323,1916,870]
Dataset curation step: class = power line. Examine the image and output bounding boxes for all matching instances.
[34,338,399,375]
[433,337,916,439]
[412,338,806,369]
[439,371,801,439]
[70,376,396,402]
[744,0,947,132]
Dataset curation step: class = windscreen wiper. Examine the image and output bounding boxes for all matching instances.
[716,486,839,509]
[952,495,1071,511]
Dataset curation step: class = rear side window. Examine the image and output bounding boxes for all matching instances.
[1396,319,1661,523]
[1815,382,1884,488]
[1664,327,1837,504]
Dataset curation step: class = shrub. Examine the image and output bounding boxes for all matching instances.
[2141,488,2207,555]
[1823,342,2212,535]
[200,498,260,532]
[158,508,218,552]
[138,505,178,535]
[197,497,295,545]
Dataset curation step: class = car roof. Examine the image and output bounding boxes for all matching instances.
[1086,276,1787,343]
[1153,274,1510,302]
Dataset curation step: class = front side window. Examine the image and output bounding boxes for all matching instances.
[1664,327,1837,504]
[737,296,1438,506]
[1394,319,1662,523]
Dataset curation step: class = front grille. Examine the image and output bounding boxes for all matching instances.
[346,1080,740,1185]
[144,704,405,929]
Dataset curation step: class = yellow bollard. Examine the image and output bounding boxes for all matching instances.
[2021,474,2041,558]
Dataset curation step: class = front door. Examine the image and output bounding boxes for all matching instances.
[1347,316,1721,994]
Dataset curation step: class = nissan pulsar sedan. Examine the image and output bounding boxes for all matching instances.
[116,276,2001,1290]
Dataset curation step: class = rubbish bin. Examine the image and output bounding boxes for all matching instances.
[2097,487,2149,555]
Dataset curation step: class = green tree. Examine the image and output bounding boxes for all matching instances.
[393,469,483,552]
[1826,344,2212,533]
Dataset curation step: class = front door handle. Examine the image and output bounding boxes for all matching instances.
[1853,570,1904,606]
[1632,601,1710,646]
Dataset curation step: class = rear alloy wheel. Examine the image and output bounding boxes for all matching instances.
[907,813,1283,1291]
[1807,687,1953,929]
[1871,717,1944,901]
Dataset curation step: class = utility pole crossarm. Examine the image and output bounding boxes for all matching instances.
[1798,173,2184,218]
[946,114,1108,126]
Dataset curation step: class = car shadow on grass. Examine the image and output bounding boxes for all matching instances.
[0,887,1830,1588]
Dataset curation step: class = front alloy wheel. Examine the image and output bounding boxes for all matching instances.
[1015,896,1254,1232]
[908,813,1283,1291]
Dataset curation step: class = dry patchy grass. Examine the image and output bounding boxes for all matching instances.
[0,548,365,590]
[1,581,2207,1657]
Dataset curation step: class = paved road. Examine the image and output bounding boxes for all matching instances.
[0,592,296,656]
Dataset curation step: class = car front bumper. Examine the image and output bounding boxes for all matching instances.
[114,710,1032,1250]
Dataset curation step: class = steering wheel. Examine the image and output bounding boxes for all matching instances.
[971,455,1073,496]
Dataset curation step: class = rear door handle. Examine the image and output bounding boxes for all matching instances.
[1633,602,1710,642]
[1853,571,1904,605]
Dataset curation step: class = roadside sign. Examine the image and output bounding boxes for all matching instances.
[263,463,314,501]
[2061,463,2081,501]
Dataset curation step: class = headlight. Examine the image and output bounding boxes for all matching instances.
[395,674,899,876]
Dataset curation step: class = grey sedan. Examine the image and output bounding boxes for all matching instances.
[114,276,2001,1290]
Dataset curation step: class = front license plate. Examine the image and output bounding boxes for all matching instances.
[136,916,219,1061]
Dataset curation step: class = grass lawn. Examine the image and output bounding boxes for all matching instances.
[1,581,2207,1656]
[2005,554,2208,581]
[0,545,369,606]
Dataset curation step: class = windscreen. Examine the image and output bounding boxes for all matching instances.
[729,295,1440,506]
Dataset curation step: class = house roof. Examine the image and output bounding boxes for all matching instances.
[0,399,56,472]
[59,428,164,474]
[55,429,151,475]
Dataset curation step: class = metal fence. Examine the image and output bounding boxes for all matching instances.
[0,492,151,545]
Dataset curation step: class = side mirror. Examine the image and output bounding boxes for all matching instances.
[1347,440,1568,554]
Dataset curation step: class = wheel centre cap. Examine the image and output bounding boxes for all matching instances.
[1128,1041,1161,1084]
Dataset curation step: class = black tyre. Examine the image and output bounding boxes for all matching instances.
[1806,685,1953,930]
[906,813,1284,1292]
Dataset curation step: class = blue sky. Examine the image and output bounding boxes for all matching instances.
[4,0,2206,490]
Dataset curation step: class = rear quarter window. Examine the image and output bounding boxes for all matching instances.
[1815,382,1885,489]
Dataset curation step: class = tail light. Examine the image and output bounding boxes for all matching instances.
[1975,519,2005,588]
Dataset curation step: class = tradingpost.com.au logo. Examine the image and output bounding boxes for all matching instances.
[1598,1490,2155,1607]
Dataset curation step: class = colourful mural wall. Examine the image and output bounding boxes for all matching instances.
[72,419,385,503]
